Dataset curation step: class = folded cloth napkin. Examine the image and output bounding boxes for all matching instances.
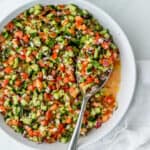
[81,60,150,150]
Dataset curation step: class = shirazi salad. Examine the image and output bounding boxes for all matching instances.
[0,4,120,143]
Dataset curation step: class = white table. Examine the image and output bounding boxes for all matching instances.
[0,0,150,150]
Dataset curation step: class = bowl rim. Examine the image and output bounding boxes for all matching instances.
[0,0,137,149]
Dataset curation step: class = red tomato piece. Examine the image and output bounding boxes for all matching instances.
[4,67,12,74]
[6,22,14,31]
[27,84,35,91]
[14,31,23,39]
[45,110,52,121]
[104,96,115,105]
[52,52,58,59]
[2,79,9,87]
[101,42,110,49]
[15,80,22,87]
[22,35,29,43]
[21,72,29,80]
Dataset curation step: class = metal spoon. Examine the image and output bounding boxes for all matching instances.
[67,68,113,150]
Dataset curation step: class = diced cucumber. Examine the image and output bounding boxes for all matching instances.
[21,117,32,125]
[12,106,21,115]
[13,96,19,105]
[94,48,100,59]
[33,37,41,47]
[60,137,69,143]
[13,58,19,68]
[21,99,27,106]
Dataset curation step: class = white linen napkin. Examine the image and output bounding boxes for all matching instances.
[82,60,150,150]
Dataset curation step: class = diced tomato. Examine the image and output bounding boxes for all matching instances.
[0,105,6,113]
[32,130,41,137]
[4,67,12,74]
[0,97,4,105]
[39,32,47,41]
[22,35,29,43]
[6,22,14,31]
[59,64,65,72]
[40,120,48,126]
[69,27,75,35]
[82,61,88,69]
[69,87,79,98]
[14,31,23,39]
[81,69,86,76]
[111,51,118,61]
[56,76,62,81]
[15,80,22,87]
[37,72,43,80]
[25,126,32,132]
[34,79,43,91]
[79,24,87,31]
[54,44,61,50]
[21,72,29,80]
[7,119,20,126]
[65,117,72,124]
[95,32,100,40]
[38,60,46,67]
[102,113,111,123]
[63,76,70,83]
[21,48,27,54]
[103,96,115,105]
[19,49,27,60]
[19,54,26,60]
[101,42,110,49]
[45,110,52,121]
[86,76,95,83]
[27,84,35,91]
[75,16,84,25]
[52,52,57,59]
[0,34,5,43]
[62,85,69,92]
[100,58,112,67]
[28,130,33,137]
[95,32,102,44]
[48,85,56,90]
[44,93,52,101]
[92,102,100,107]
[32,51,38,57]
[58,124,64,134]
[50,104,58,111]
[25,126,41,137]
[2,79,9,87]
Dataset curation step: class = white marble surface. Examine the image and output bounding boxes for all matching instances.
[0,0,150,150]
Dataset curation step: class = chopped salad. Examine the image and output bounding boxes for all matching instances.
[0,4,120,143]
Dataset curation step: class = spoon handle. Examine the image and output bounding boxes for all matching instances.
[67,96,89,150]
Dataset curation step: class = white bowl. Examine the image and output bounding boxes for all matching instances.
[0,0,136,150]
